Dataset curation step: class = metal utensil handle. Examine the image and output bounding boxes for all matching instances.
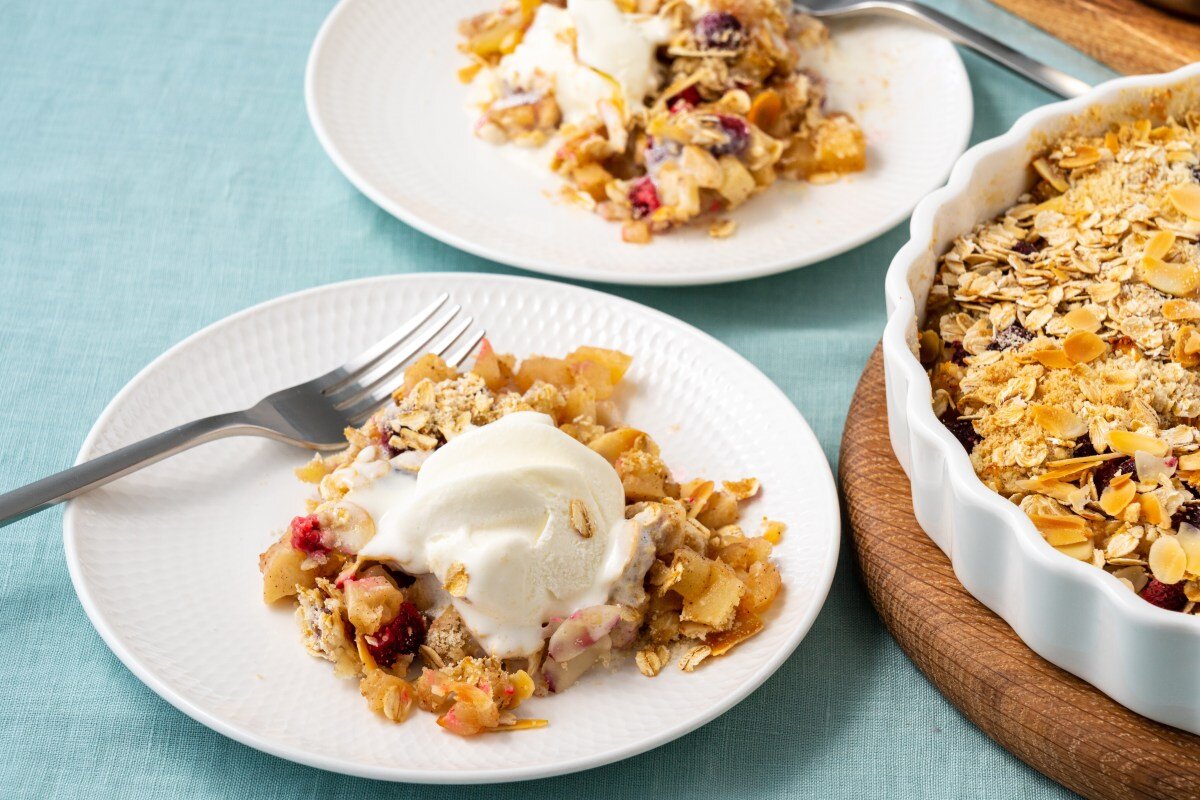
[843,0,1092,98]
[0,412,253,528]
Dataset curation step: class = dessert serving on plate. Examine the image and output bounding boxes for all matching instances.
[920,115,1200,615]
[457,0,866,243]
[259,342,785,735]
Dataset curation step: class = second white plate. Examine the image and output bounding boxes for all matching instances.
[63,273,841,783]
[306,0,973,285]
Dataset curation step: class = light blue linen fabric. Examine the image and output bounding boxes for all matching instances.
[0,1,1117,796]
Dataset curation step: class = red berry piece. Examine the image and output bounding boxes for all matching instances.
[1140,579,1186,612]
[939,412,981,453]
[694,12,744,50]
[364,602,427,668]
[1011,240,1040,256]
[1092,456,1136,494]
[289,515,329,556]
[987,322,1034,351]
[1172,502,1200,531]
[710,115,749,156]
[668,85,702,112]
[629,177,661,219]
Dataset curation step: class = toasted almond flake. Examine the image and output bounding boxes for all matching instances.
[1144,230,1176,261]
[1168,184,1200,219]
[1031,404,1088,438]
[1060,146,1101,169]
[1045,452,1125,468]
[569,498,595,539]
[1178,453,1200,471]
[1033,157,1069,193]
[1099,479,1138,515]
[1178,523,1200,572]
[1141,492,1167,526]
[1063,307,1101,333]
[1149,535,1187,584]
[1036,463,1094,481]
[1030,513,1087,536]
[1030,348,1074,369]
[722,478,760,501]
[444,562,469,597]
[1107,430,1170,457]
[1141,255,1200,297]
[1055,540,1095,561]
[1163,299,1200,320]
[1043,524,1089,546]
[1062,330,1107,363]
[678,644,712,672]
[485,719,549,733]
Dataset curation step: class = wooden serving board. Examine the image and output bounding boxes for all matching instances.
[988,0,1200,75]
[839,345,1200,800]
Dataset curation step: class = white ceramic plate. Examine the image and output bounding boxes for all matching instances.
[63,273,840,783]
[305,0,972,286]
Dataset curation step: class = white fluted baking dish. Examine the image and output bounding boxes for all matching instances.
[882,62,1200,734]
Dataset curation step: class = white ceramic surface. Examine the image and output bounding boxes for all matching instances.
[63,273,841,783]
[304,0,972,286]
[883,63,1200,734]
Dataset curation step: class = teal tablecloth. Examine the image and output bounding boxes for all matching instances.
[0,1,1118,796]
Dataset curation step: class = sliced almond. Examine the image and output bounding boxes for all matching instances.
[1036,462,1095,481]
[1063,330,1107,363]
[1177,523,1200,572]
[1168,184,1200,219]
[1055,540,1095,561]
[1060,146,1101,169]
[1142,255,1200,297]
[1042,523,1090,546]
[1099,479,1138,516]
[1141,492,1167,527]
[1178,453,1200,471]
[1063,307,1101,333]
[1144,229,1176,261]
[1030,348,1074,369]
[1045,452,1125,468]
[1163,299,1200,320]
[1149,535,1187,584]
[722,478,760,501]
[1030,513,1087,537]
[444,562,470,597]
[1106,429,1169,458]
[1032,157,1069,193]
[569,498,595,539]
[1031,404,1088,438]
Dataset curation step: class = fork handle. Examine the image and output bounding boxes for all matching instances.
[830,0,1092,98]
[0,411,257,528]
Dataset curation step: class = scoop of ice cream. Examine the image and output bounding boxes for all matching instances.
[351,411,634,658]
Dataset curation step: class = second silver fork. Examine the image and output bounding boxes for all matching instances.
[0,293,484,527]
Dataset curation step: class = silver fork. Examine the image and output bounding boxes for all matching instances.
[795,0,1093,99]
[0,293,484,527]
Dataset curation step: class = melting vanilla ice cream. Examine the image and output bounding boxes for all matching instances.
[495,0,672,125]
[349,412,635,658]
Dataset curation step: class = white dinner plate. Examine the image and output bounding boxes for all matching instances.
[305,0,973,286]
[63,273,841,783]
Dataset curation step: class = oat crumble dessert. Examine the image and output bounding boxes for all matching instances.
[921,115,1200,616]
[259,342,786,734]
[457,0,866,243]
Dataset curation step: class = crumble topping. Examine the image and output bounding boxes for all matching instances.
[923,114,1200,614]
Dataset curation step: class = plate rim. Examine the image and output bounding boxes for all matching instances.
[62,272,842,783]
[303,0,975,287]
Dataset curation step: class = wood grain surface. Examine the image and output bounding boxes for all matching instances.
[989,0,1200,75]
[839,344,1200,800]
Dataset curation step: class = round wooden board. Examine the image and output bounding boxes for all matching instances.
[839,344,1200,800]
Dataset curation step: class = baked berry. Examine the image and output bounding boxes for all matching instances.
[1011,240,1040,256]
[946,342,968,366]
[668,85,702,112]
[629,177,661,219]
[289,515,328,556]
[694,12,744,50]
[1140,579,1187,612]
[1172,502,1200,531]
[710,115,749,156]
[364,602,427,668]
[1072,439,1098,459]
[988,322,1034,351]
[1092,456,1136,494]
[377,422,399,458]
[940,412,981,453]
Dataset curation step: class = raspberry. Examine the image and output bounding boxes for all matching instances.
[364,602,427,668]
[377,422,399,458]
[1172,502,1200,531]
[1072,439,1098,459]
[629,177,660,219]
[1092,456,1136,494]
[1140,579,1186,612]
[710,115,749,156]
[289,515,328,556]
[668,85,702,112]
[988,322,1034,351]
[939,412,981,453]
[694,12,744,50]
